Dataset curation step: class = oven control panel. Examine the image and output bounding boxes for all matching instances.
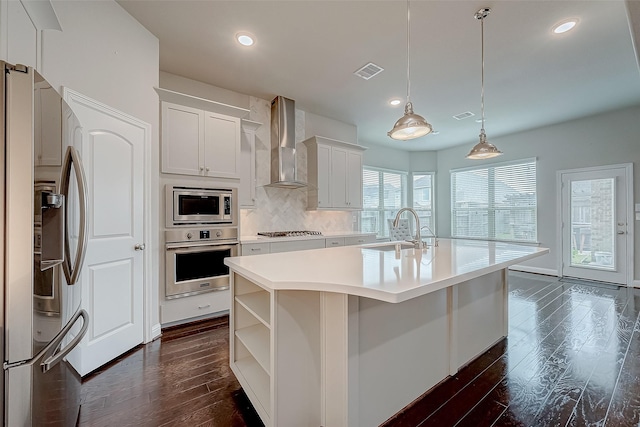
[165,227,238,244]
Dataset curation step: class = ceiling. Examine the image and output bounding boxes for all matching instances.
[117,0,640,152]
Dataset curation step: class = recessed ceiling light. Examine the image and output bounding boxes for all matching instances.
[389,99,402,106]
[236,32,255,46]
[553,20,577,34]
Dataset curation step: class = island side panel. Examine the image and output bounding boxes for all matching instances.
[273,290,322,427]
[455,269,506,369]
[356,289,450,427]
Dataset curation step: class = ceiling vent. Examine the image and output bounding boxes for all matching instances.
[353,62,384,80]
[453,111,475,120]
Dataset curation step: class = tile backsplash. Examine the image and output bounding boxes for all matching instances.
[240,96,354,236]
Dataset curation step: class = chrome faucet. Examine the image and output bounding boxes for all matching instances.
[420,225,439,247]
[393,207,425,250]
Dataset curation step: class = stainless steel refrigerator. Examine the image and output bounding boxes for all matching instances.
[1,61,90,425]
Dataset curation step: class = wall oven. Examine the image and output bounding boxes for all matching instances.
[165,227,238,299]
[166,185,236,227]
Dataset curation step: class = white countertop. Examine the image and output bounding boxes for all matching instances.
[225,239,549,303]
[239,231,376,244]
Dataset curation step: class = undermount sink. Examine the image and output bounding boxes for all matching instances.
[363,242,415,251]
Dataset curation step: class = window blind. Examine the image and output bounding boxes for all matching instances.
[451,159,537,242]
[361,167,407,237]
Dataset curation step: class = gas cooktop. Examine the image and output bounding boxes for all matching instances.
[257,231,323,238]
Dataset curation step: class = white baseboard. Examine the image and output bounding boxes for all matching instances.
[509,265,558,277]
[147,323,162,342]
[633,280,640,288]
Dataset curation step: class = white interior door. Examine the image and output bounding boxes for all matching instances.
[63,89,147,376]
[559,164,633,285]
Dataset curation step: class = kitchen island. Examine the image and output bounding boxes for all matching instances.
[224,239,549,427]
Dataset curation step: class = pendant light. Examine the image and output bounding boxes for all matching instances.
[466,8,503,160]
[388,0,432,141]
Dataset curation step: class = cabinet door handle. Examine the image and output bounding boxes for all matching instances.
[206,167,210,172]
[198,304,211,309]
[251,248,262,252]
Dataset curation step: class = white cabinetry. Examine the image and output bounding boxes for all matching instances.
[345,234,376,245]
[231,274,272,423]
[325,237,345,248]
[240,234,376,255]
[161,291,230,325]
[241,242,271,256]
[239,119,261,208]
[161,101,241,179]
[303,136,366,210]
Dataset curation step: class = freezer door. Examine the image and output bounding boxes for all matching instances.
[6,308,88,426]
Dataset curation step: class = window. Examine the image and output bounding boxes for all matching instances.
[362,168,407,238]
[412,173,435,233]
[361,168,435,238]
[451,159,537,242]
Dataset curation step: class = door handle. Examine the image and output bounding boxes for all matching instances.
[617,231,625,235]
[41,309,89,373]
[61,146,89,286]
[135,243,146,251]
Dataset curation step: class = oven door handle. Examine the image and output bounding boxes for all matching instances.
[165,241,237,251]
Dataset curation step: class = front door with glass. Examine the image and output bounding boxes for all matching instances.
[559,164,632,285]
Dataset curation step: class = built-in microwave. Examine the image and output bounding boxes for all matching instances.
[166,186,237,227]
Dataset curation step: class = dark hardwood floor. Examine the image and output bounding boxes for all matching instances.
[78,272,640,426]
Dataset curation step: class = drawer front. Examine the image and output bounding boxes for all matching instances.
[269,239,325,253]
[161,290,229,325]
[241,242,271,256]
[345,234,376,246]
[325,237,345,248]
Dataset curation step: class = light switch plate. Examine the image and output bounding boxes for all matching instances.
[636,203,640,212]
[636,212,640,221]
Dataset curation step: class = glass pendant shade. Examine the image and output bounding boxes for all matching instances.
[466,130,502,159]
[388,101,433,140]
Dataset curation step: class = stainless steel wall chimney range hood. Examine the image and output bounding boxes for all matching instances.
[267,96,306,188]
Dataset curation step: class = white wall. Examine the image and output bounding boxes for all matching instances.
[363,144,412,172]
[409,151,438,173]
[436,105,640,279]
[305,111,357,144]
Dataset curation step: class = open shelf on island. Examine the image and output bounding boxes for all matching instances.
[235,291,270,327]
[235,356,271,420]
[235,323,270,375]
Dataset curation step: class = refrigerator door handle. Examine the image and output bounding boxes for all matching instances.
[61,146,89,285]
[3,309,89,372]
[40,309,89,373]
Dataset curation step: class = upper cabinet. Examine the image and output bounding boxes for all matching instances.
[239,119,261,208]
[161,101,241,179]
[303,136,366,210]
